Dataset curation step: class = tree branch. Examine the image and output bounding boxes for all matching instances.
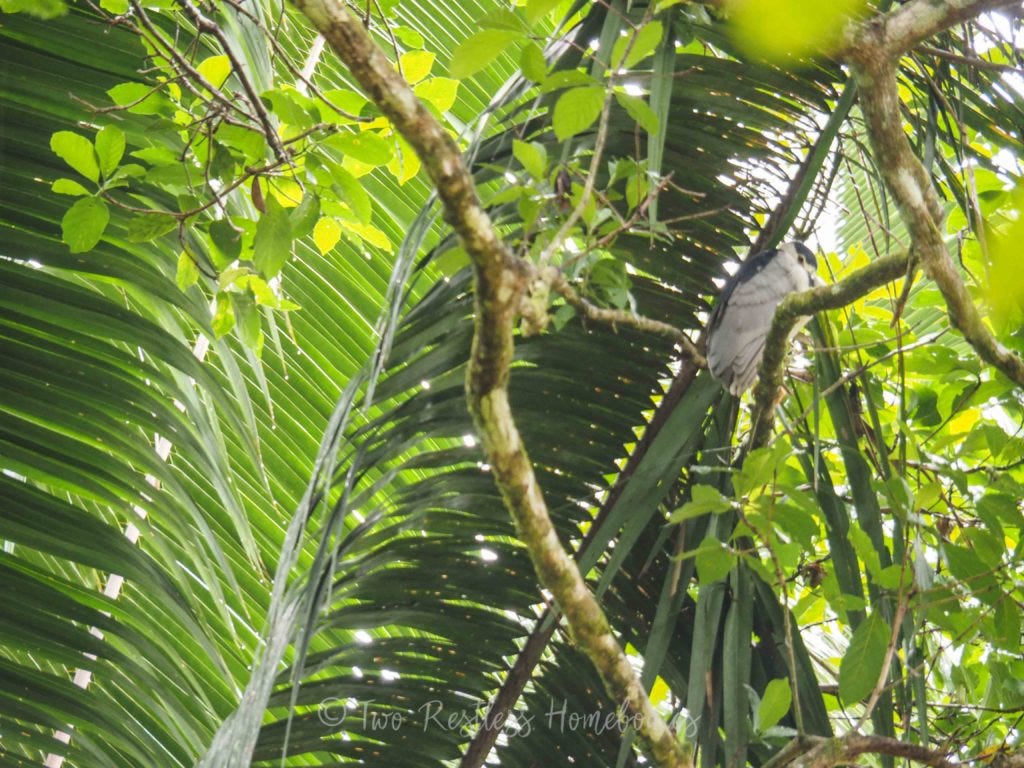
[287,2,690,766]
[841,0,1024,389]
[749,250,911,449]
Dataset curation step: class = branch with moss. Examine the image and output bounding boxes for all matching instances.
[287,1,690,766]
[842,0,1024,388]
[749,250,911,449]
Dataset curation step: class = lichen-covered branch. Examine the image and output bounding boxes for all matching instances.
[843,0,1024,388]
[548,270,705,366]
[287,2,690,766]
[749,251,911,449]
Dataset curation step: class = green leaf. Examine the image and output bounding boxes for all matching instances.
[616,92,660,135]
[449,30,520,79]
[61,197,109,253]
[126,214,177,243]
[838,611,889,704]
[0,0,67,18]
[669,484,732,522]
[524,0,561,25]
[208,218,243,268]
[553,86,604,141]
[252,197,293,278]
[695,535,735,583]
[512,139,547,180]
[414,77,459,112]
[313,217,341,255]
[399,50,435,84]
[176,251,199,291]
[51,178,90,197]
[94,125,125,179]
[329,131,394,166]
[99,0,128,11]
[478,8,529,32]
[520,41,547,83]
[106,82,169,116]
[211,291,235,337]
[51,131,100,183]
[757,678,792,733]
[289,192,320,240]
[611,20,662,69]
[197,54,232,89]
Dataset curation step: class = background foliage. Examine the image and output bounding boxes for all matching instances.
[1,1,1022,767]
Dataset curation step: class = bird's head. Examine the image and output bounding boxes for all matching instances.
[779,241,822,288]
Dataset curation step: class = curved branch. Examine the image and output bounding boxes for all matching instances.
[749,250,911,449]
[288,2,690,766]
[842,0,1024,389]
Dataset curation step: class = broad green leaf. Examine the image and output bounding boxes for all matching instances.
[611,20,662,69]
[449,30,520,79]
[208,218,243,267]
[616,92,660,135]
[330,131,394,166]
[51,131,99,183]
[252,197,293,277]
[94,126,125,178]
[414,77,459,112]
[313,217,341,255]
[695,535,735,583]
[512,139,547,180]
[99,0,128,10]
[524,0,561,25]
[0,0,67,17]
[197,54,231,89]
[61,197,109,252]
[176,251,199,291]
[669,484,732,522]
[520,41,547,83]
[479,8,529,32]
[399,50,435,84]
[838,611,889,704]
[107,82,170,115]
[757,678,792,733]
[345,221,393,253]
[728,0,869,64]
[211,291,235,337]
[552,86,604,141]
[289,192,320,239]
[126,214,177,242]
[51,178,90,196]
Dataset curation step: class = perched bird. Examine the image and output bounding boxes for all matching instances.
[706,241,821,395]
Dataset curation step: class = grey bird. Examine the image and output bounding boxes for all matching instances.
[706,241,821,396]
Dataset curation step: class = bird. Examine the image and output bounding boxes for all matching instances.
[706,241,821,396]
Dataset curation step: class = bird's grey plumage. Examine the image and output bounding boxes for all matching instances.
[707,241,820,395]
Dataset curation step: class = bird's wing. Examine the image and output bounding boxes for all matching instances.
[707,257,799,394]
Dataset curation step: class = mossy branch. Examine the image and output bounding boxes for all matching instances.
[749,250,911,449]
[288,2,691,766]
[843,0,1024,389]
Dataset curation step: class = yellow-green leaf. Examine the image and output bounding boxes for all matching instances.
[346,221,393,253]
[449,30,520,79]
[611,20,662,69]
[553,86,604,141]
[400,50,435,84]
[94,125,125,179]
[757,678,792,733]
[51,178,90,196]
[51,131,99,183]
[414,77,459,112]
[176,251,199,291]
[197,54,232,89]
[313,217,342,255]
[61,196,109,252]
[727,0,868,65]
